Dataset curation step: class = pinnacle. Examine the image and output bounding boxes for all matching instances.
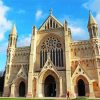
[10,24,17,35]
[88,10,97,26]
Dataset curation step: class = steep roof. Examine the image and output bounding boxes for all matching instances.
[13,66,27,83]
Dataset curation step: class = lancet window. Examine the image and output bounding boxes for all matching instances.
[40,37,64,68]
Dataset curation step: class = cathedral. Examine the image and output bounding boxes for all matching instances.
[3,10,100,98]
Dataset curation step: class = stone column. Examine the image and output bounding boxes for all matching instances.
[10,84,15,97]
[3,86,10,97]
[89,82,95,98]
[71,82,76,99]
[27,72,33,97]
[38,82,43,97]
[59,77,63,97]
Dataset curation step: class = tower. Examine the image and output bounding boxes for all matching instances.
[3,24,17,96]
[7,24,17,75]
[88,11,100,87]
[87,11,98,39]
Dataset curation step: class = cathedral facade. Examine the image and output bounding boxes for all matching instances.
[3,11,100,98]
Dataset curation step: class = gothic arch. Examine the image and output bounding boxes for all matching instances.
[14,77,27,97]
[38,33,64,49]
[19,81,25,97]
[40,70,59,82]
[38,33,64,68]
[73,75,89,97]
[39,69,60,97]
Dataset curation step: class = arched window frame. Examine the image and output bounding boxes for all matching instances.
[40,36,64,68]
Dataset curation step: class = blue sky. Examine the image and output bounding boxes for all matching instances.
[0,0,100,71]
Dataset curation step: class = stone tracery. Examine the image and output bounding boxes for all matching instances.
[40,36,63,68]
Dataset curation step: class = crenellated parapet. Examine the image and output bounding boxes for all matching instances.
[70,40,94,59]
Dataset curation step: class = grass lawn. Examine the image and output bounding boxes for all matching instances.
[0,97,100,100]
[0,98,55,100]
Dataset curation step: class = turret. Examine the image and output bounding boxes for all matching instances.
[4,24,18,94]
[5,24,17,74]
[87,11,98,39]
[87,11,100,87]
[7,24,17,65]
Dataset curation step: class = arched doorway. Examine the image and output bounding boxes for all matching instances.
[77,79,85,96]
[44,75,56,97]
[19,81,25,97]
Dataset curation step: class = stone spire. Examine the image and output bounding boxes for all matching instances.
[10,24,17,35]
[88,10,97,27]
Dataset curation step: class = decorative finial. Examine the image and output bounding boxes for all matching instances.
[50,8,52,15]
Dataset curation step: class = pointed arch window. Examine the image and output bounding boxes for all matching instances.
[40,37,64,68]
[50,19,52,28]
[53,21,55,28]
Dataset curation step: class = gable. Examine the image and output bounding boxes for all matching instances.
[12,66,27,84]
[41,54,57,72]
[39,14,63,30]
[72,64,92,80]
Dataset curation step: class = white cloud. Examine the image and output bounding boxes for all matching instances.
[69,25,88,40]
[95,13,100,32]
[17,34,31,47]
[69,25,85,35]
[83,0,100,33]
[0,42,8,53]
[0,0,12,41]
[60,16,88,40]
[83,0,100,13]
[35,10,43,20]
